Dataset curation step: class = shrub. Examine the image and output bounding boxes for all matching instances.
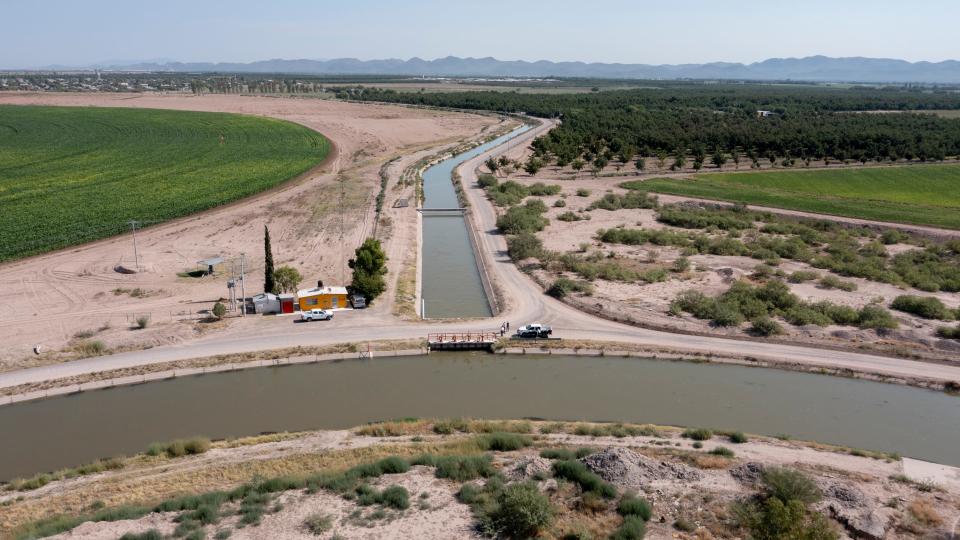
[672,257,691,273]
[762,467,821,505]
[507,233,543,262]
[74,340,107,356]
[729,431,748,444]
[540,448,576,461]
[682,428,713,441]
[610,515,647,540]
[937,324,960,339]
[434,455,497,482]
[557,211,588,222]
[379,485,410,510]
[881,229,907,245]
[490,482,554,538]
[576,188,591,197]
[784,305,833,327]
[120,531,164,540]
[788,270,820,283]
[135,316,150,329]
[617,495,652,521]
[750,316,784,336]
[709,446,735,458]
[432,418,469,434]
[497,200,549,235]
[547,277,594,298]
[476,432,532,452]
[890,295,953,320]
[589,192,657,211]
[857,305,898,330]
[553,199,566,208]
[692,441,703,449]
[552,460,617,498]
[736,497,837,540]
[212,302,227,319]
[150,437,211,458]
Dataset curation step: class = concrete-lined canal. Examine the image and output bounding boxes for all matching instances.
[420,125,531,318]
[1,353,958,480]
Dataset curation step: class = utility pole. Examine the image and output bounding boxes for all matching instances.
[128,220,141,271]
[239,253,246,317]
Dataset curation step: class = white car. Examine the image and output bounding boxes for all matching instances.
[301,309,334,322]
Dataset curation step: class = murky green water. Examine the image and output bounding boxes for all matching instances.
[1,353,957,480]
[420,126,531,318]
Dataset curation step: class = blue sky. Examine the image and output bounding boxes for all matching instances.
[4,0,958,68]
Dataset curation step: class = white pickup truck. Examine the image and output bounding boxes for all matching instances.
[515,323,552,338]
[300,309,334,322]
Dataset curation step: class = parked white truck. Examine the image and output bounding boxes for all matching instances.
[515,323,552,338]
[300,309,334,322]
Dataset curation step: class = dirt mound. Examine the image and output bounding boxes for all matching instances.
[580,447,702,488]
[506,456,552,481]
[729,462,765,485]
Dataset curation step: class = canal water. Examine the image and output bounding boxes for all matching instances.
[1,353,957,480]
[420,125,532,318]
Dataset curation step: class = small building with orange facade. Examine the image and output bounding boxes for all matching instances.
[296,285,350,311]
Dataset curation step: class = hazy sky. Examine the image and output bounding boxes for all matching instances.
[5,0,959,68]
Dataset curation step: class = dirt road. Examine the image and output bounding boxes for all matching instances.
[2,118,960,392]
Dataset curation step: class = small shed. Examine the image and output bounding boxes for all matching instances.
[297,285,350,311]
[196,256,225,275]
[252,292,281,314]
[278,293,296,314]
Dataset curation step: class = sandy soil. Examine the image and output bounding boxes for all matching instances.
[6,421,956,540]
[495,172,960,358]
[0,93,501,368]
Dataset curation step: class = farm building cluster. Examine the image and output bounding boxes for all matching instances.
[251,282,366,315]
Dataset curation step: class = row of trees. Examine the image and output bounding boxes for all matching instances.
[341,85,960,168]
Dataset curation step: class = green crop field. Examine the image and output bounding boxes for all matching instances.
[0,105,329,261]
[627,165,960,229]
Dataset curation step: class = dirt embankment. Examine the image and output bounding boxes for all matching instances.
[1,420,956,540]
[0,93,501,369]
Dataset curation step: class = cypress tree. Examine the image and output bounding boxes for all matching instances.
[264,225,275,294]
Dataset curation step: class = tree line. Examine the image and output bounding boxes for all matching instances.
[335,84,960,166]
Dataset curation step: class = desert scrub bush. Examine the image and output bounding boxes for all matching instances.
[818,274,857,291]
[936,323,960,339]
[732,467,836,540]
[890,295,954,320]
[432,418,469,434]
[490,482,554,538]
[617,494,652,521]
[73,339,107,356]
[673,518,696,532]
[552,460,617,498]
[576,188,591,197]
[682,428,713,441]
[729,431,748,444]
[134,316,150,329]
[303,512,333,534]
[588,191,657,211]
[147,437,211,458]
[547,277,594,298]
[750,316,784,337]
[553,199,566,207]
[671,256,691,273]
[356,484,410,510]
[856,304,898,330]
[476,432,532,451]
[540,448,576,461]
[527,182,562,196]
[610,516,647,540]
[429,455,498,482]
[762,467,821,505]
[506,232,543,262]
[709,446,736,458]
[497,199,549,234]
[120,530,164,540]
[557,211,589,222]
[787,270,820,283]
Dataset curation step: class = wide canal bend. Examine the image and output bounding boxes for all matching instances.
[1,353,958,479]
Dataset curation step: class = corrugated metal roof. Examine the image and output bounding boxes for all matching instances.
[297,286,349,297]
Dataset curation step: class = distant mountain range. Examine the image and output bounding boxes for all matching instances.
[41,55,960,84]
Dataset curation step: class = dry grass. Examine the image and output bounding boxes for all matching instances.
[907,498,943,527]
[0,438,483,537]
[392,239,419,319]
[688,454,733,470]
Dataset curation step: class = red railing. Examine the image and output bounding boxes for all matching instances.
[427,331,499,343]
